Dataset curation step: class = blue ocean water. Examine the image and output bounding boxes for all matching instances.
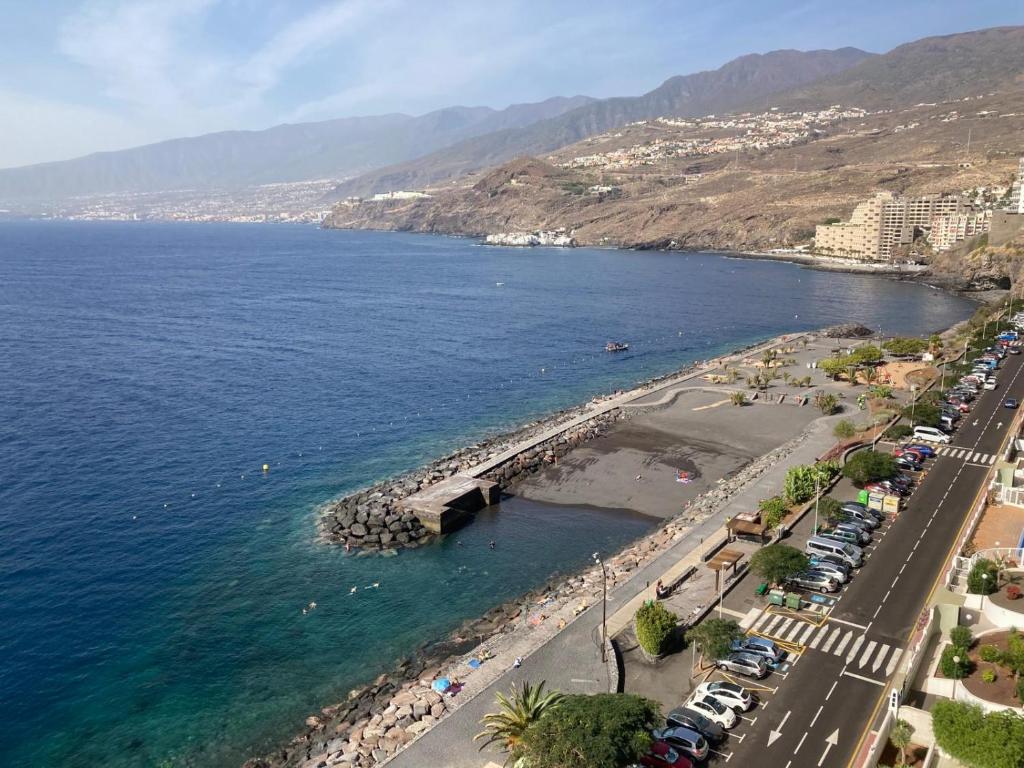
[0,221,974,767]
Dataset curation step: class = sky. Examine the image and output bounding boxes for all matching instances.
[1,0,1022,169]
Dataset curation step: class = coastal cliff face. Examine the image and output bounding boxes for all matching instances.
[926,233,1024,291]
[323,92,1024,260]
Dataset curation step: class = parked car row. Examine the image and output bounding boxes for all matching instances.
[648,680,761,765]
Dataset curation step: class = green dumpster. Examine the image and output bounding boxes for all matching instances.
[785,592,802,610]
[755,582,769,596]
[858,489,869,506]
[767,589,785,606]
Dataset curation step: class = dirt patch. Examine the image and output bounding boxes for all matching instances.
[876,361,938,390]
[971,505,1024,551]
[878,740,928,767]
[960,630,1024,707]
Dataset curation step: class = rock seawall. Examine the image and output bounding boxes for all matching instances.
[318,407,629,551]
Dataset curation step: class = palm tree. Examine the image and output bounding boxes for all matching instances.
[862,366,879,386]
[890,719,914,767]
[475,680,565,760]
[730,391,748,406]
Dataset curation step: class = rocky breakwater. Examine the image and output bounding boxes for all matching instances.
[319,406,628,550]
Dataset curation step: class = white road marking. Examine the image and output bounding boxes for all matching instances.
[859,640,877,669]
[872,644,892,673]
[846,634,865,663]
[826,680,838,700]
[796,623,815,645]
[783,621,805,642]
[810,704,824,727]
[807,625,827,649]
[886,649,903,677]
[834,630,853,656]
[821,627,841,653]
[829,617,867,630]
[843,670,885,686]
[795,732,808,754]
[817,729,840,767]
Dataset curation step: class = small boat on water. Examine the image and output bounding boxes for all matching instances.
[605,341,629,352]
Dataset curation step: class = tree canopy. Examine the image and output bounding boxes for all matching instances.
[634,601,678,657]
[519,693,660,768]
[841,450,896,485]
[686,617,743,661]
[750,544,809,586]
[475,680,565,757]
[884,337,929,357]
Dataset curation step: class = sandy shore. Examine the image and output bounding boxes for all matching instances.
[517,388,818,518]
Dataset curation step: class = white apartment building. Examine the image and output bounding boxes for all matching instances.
[929,210,993,251]
[1007,157,1024,214]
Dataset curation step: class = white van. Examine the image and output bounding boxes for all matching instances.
[913,425,950,444]
[805,535,863,567]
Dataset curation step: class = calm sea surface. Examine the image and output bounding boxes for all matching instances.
[0,222,974,767]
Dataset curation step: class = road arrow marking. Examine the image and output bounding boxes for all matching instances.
[817,729,839,767]
[768,710,791,746]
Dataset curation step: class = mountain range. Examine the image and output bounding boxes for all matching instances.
[2,25,1022,214]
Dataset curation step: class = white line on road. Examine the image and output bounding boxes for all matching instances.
[873,605,882,618]
[810,704,824,727]
[821,627,841,653]
[859,640,877,669]
[846,634,865,663]
[818,729,840,767]
[834,630,853,655]
[886,649,904,677]
[843,670,886,686]
[829,617,868,630]
[883,589,891,602]
[872,644,892,674]
[795,732,808,754]
[826,680,838,700]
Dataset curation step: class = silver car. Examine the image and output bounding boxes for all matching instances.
[788,571,839,593]
[807,560,848,583]
[716,652,769,679]
[834,522,871,544]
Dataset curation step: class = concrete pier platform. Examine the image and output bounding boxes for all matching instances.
[403,475,500,533]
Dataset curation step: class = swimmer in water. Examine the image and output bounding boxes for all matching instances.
[489,540,496,550]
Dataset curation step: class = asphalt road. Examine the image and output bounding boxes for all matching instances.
[723,349,1024,768]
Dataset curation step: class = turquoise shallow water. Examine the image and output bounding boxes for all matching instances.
[0,221,975,767]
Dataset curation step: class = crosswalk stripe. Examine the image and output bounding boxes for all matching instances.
[765,615,787,636]
[796,623,816,645]
[834,630,853,655]
[872,644,892,673]
[886,649,903,677]
[956,449,968,459]
[783,620,805,641]
[971,452,980,462]
[846,634,865,663]
[752,613,772,632]
[807,625,827,649]
[821,627,841,653]
[859,640,877,669]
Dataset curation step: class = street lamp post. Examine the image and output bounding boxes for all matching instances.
[981,573,991,611]
[910,385,918,428]
[593,552,607,663]
[814,470,821,534]
[952,655,961,699]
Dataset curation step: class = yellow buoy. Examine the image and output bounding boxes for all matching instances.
[262,463,270,473]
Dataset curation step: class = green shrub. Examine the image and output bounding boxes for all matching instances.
[750,545,809,586]
[940,644,972,679]
[833,419,857,439]
[884,423,913,439]
[933,700,1024,768]
[759,495,789,529]
[982,668,997,683]
[634,601,678,657]
[817,496,844,525]
[1017,678,1024,702]
[967,559,999,595]
[950,625,973,650]
[980,645,1002,663]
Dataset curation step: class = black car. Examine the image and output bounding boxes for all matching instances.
[894,456,921,472]
[665,706,726,743]
[841,501,884,522]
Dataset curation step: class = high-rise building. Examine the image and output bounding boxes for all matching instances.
[929,210,992,251]
[1007,157,1024,214]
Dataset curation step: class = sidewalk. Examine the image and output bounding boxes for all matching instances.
[386,411,844,768]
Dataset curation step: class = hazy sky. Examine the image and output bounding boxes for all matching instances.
[1,0,1022,169]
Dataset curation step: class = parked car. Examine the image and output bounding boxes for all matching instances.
[1010,347,1021,355]
[841,501,884,521]
[665,707,726,744]
[833,515,873,534]
[834,522,871,544]
[640,740,693,768]
[1006,398,1019,409]
[807,559,849,583]
[894,456,922,472]
[913,426,950,443]
[819,527,864,546]
[649,728,709,762]
[687,691,741,726]
[787,570,839,593]
[730,636,785,668]
[836,507,879,528]
[903,443,937,457]
[693,680,754,712]
[714,653,768,681]
[985,380,998,390]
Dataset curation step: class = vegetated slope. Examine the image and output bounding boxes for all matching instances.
[774,26,1024,110]
[328,47,874,199]
[323,92,1024,257]
[0,96,593,203]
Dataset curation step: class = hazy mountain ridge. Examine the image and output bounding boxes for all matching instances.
[328,47,875,199]
[0,95,594,203]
